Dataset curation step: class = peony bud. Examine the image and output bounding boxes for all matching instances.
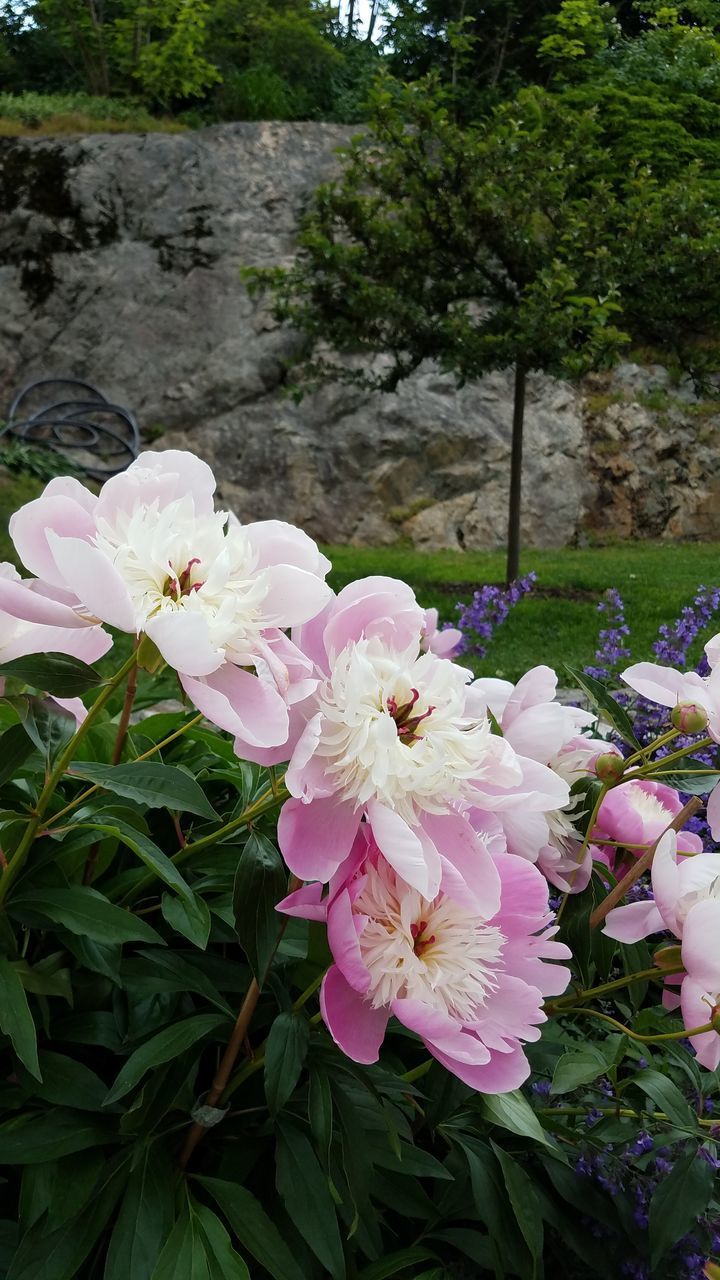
[670,701,708,734]
[594,751,625,785]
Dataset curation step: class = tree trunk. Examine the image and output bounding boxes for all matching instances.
[505,361,526,586]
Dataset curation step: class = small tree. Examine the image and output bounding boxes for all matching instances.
[248,79,627,582]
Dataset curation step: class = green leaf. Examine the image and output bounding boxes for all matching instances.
[0,1109,111,1163]
[649,1151,715,1268]
[233,832,287,981]
[9,886,162,946]
[550,1048,612,1095]
[480,1089,555,1149]
[193,1202,250,1280]
[629,1068,697,1130]
[308,1068,333,1165]
[6,1156,125,1280]
[357,1249,441,1280]
[0,654,102,697]
[14,697,75,762]
[198,1177,305,1280]
[564,666,641,749]
[82,819,197,907]
[491,1143,543,1272]
[0,724,33,785]
[0,954,40,1079]
[20,1051,106,1110]
[161,890,211,950]
[654,769,720,795]
[105,1148,176,1280]
[104,1012,229,1105]
[275,1117,346,1279]
[68,761,218,819]
[123,950,231,1014]
[264,1012,310,1116]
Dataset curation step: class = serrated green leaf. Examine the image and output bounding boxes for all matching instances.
[68,761,218,819]
[264,1012,310,1116]
[0,953,40,1079]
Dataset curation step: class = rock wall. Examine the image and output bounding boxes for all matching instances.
[2,122,719,547]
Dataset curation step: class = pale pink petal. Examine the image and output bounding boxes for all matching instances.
[503,703,568,763]
[420,811,501,918]
[432,1042,530,1092]
[46,534,135,631]
[0,621,112,665]
[682,900,720,989]
[40,476,97,513]
[327,890,371,993]
[366,800,440,898]
[260,565,332,628]
[291,598,334,677]
[680,976,720,1071]
[499,808,548,862]
[145,610,225,677]
[503,666,558,724]
[10,496,97,586]
[278,795,360,883]
[470,974,545,1050]
[321,965,389,1064]
[470,677,514,720]
[181,664,289,747]
[323,577,424,659]
[276,882,327,921]
[244,520,331,576]
[0,576,94,628]
[650,830,682,935]
[233,700,312,768]
[52,696,88,726]
[285,713,326,799]
[603,900,665,943]
[621,662,706,708]
[705,632,720,669]
[393,998,491,1065]
[537,841,593,895]
[706,782,720,842]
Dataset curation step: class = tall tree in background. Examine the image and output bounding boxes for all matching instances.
[247,80,628,582]
[247,70,720,580]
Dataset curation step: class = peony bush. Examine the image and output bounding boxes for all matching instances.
[0,450,718,1279]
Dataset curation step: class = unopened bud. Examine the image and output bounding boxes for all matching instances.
[594,751,624,785]
[653,944,684,973]
[670,701,708,734]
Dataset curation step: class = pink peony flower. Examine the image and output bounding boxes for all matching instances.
[470,667,603,893]
[622,654,720,837]
[9,451,331,752]
[0,562,111,666]
[604,830,720,1069]
[592,778,702,877]
[279,825,570,1090]
[420,608,463,659]
[281,581,569,897]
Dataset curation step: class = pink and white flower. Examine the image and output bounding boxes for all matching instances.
[622,654,720,837]
[9,451,331,752]
[279,825,571,1091]
[604,830,720,1069]
[470,667,603,892]
[420,608,463,659]
[281,582,570,897]
[592,778,702,876]
[0,562,110,667]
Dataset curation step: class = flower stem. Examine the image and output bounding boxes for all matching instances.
[45,712,204,830]
[111,642,140,765]
[0,650,139,907]
[549,966,682,1010]
[557,1005,715,1042]
[636,736,715,774]
[556,780,609,920]
[589,795,702,930]
[622,727,679,768]
[539,1105,716,1130]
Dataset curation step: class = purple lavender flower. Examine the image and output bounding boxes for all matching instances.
[455,572,536,660]
[653,585,720,669]
[586,588,631,681]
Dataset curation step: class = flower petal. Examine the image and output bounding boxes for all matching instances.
[321,965,389,1064]
[278,795,360,883]
[45,534,135,630]
[181,664,289,747]
[366,800,440,898]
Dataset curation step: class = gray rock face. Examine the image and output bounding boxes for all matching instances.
[1,124,717,547]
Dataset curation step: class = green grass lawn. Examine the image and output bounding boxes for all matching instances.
[325,543,720,681]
